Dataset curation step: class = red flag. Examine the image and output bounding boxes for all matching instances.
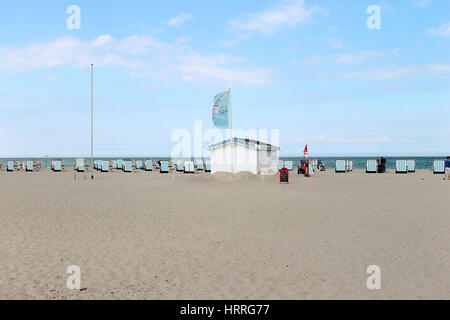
[303,145,308,158]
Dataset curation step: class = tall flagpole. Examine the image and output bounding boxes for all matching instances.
[229,88,233,173]
[91,64,94,180]
[229,88,232,139]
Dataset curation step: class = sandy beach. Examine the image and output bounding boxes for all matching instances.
[0,168,448,300]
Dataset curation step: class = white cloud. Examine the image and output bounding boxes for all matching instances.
[168,13,193,27]
[90,34,115,47]
[334,49,399,65]
[228,0,327,34]
[328,26,340,33]
[378,2,396,12]
[310,135,409,144]
[0,35,272,86]
[45,75,57,81]
[429,63,450,73]
[303,54,322,65]
[174,37,190,44]
[219,34,251,47]
[342,64,450,80]
[414,0,431,7]
[427,21,450,37]
[342,66,418,80]
[327,37,342,49]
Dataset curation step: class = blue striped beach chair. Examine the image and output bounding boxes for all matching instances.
[135,160,142,170]
[195,159,204,170]
[160,160,169,173]
[26,161,34,172]
[366,160,377,173]
[396,160,407,173]
[347,160,353,171]
[75,158,85,172]
[144,159,153,171]
[278,160,284,171]
[101,160,109,172]
[111,160,118,170]
[285,161,293,171]
[407,160,415,172]
[123,160,132,172]
[7,160,14,172]
[52,160,62,172]
[184,161,195,173]
[205,160,211,172]
[308,160,315,176]
[135,160,143,170]
[176,160,184,172]
[433,160,445,174]
[117,159,124,170]
[335,160,347,173]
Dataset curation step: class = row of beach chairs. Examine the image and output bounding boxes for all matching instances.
[335,160,354,173]
[333,159,447,174]
[365,159,445,174]
[279,160,319,177]
[432,160,446,174]
[278,160,294,171]
[51,160,65,172]
[393,160,416,173]
[279,160,319,171]
[4,160,43,172]
[91,159,211,174]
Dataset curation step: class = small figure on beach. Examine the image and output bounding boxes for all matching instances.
[377,157,386,173]
[298,160,307,174]
[445,156,450,180]
[317,160,326,171]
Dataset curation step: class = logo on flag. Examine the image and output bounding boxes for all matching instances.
[212,90,230,128]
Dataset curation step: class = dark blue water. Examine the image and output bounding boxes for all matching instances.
[0,156,445,170]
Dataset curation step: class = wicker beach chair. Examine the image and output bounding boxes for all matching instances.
[278,160,284,171]
[335,160,347,173]
[101,160,110,172]
[176,160,185,172]
[135,160,143,170]
[144,159,153,171]
[407,159,415,172]
[205,160,211,172]
[7,160,14,172]
[195,159,204,170]
[184,160,195,173]
[52,160,62,172]
[160,160,169,173]
[117,159,124,170]
[123,160,133,173]
[25,160,34,172]
[285,161,293,171]
[433,160,445,174]
[396,160,408,173]
[75,158,85,172]
[366,160,377,173]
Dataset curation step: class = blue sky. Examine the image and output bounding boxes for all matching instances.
[0,0,449,157]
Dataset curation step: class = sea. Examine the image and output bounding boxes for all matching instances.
[0,156,445,170]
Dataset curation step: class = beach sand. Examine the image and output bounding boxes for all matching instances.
[0,168,448,300]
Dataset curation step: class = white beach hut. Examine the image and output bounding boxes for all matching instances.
[207,138,280,175]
